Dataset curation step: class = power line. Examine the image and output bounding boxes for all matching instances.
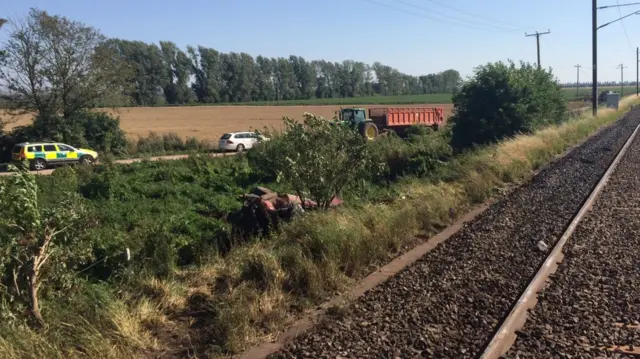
[415,0,535,30]
[361,0,521,34]
[580,67,590,78]
[391,0,526,32]
[598,1,640,9]
[597,9,640,29]
[617,0,635,51]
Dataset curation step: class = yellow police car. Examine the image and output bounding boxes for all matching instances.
[12,142,99,171]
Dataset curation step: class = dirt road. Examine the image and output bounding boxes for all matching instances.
[0,152,237,177]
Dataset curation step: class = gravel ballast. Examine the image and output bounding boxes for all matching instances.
[504,121,640,358]
[270,109,640,359]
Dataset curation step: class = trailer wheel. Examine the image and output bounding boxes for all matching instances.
[360,122,379,140]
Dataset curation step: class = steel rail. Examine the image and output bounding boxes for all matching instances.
[478,121,640,359]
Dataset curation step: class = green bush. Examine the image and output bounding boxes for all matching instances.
[0,165,93,326]
[32,110,128,154]
[369,128,454,181]
[250,113,378,209]
[30,154,271,281]
[81,111,128,154]
[0,110,128,162]
[449,60,567,150]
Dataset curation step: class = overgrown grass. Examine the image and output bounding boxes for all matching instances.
[1,96,638,359]
[125,131,216,157]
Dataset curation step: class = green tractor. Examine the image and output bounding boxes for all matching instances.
[333,106,445,141]
[333,107,379,140]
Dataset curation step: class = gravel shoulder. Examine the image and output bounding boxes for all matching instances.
[504,119,640,358]
[270,109,640,359]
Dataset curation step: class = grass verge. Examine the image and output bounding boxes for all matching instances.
[1,97,638,359]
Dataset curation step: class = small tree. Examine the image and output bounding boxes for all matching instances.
[249,113,376,209]
[0,164,91,326]
[449,60,567,150]
[0,8,133,119]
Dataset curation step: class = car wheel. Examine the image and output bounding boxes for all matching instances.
[80,155,94,165]
[236,144,245,152]
[32,158,47,171]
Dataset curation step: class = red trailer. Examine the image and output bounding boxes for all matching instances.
[369,107,445,131]
[335,106,445,140]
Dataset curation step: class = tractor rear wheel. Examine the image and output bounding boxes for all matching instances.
[359,122,379,140]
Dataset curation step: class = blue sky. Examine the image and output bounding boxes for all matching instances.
[2,0,640,83]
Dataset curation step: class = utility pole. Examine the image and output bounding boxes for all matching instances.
[636,47,639,96]
[525,30,551,70]
[575,65,582,100]
[617,64,627,96]
[593,1,640,114]
[592,0,597,115]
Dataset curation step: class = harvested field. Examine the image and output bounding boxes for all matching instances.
[269,107,640,359]
[3,101,587,142]
[2,104,454,141]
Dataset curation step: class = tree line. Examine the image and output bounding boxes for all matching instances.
[108,39,462,106]
[0,10,461,111]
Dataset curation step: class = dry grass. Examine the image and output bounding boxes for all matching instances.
[1,98,636,359]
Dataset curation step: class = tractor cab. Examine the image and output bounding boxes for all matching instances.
[334,107,379,140]
[336,107,368,125]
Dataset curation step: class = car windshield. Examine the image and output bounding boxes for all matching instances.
[221,134,232,140]
[12,145,23,153]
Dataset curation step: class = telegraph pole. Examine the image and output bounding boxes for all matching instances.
[575,65,582,100]
[592,0,598,115]
[594,1,640,113]
[637,47,639,96]
[525,30,551,70]
[617,64,627,96]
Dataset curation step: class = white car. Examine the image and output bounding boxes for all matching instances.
[218,131,266,152]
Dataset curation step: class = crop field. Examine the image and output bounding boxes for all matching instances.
[3,99,593,142]
[201,93,456,106]
[562,85,638,100]
[4,103,455,141]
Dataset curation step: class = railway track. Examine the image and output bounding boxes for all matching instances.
[481,119,640,358]
[500,121,640,357]
[263,108,640,359]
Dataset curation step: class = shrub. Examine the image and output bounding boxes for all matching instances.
[249,113,378,209]
[0,110,127,161]
[369,128,454,181]
[449,60,567,150]
[129,132,213,156]
[81,111,128,154]
[134,131,166,154]
[0,164,93,326]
